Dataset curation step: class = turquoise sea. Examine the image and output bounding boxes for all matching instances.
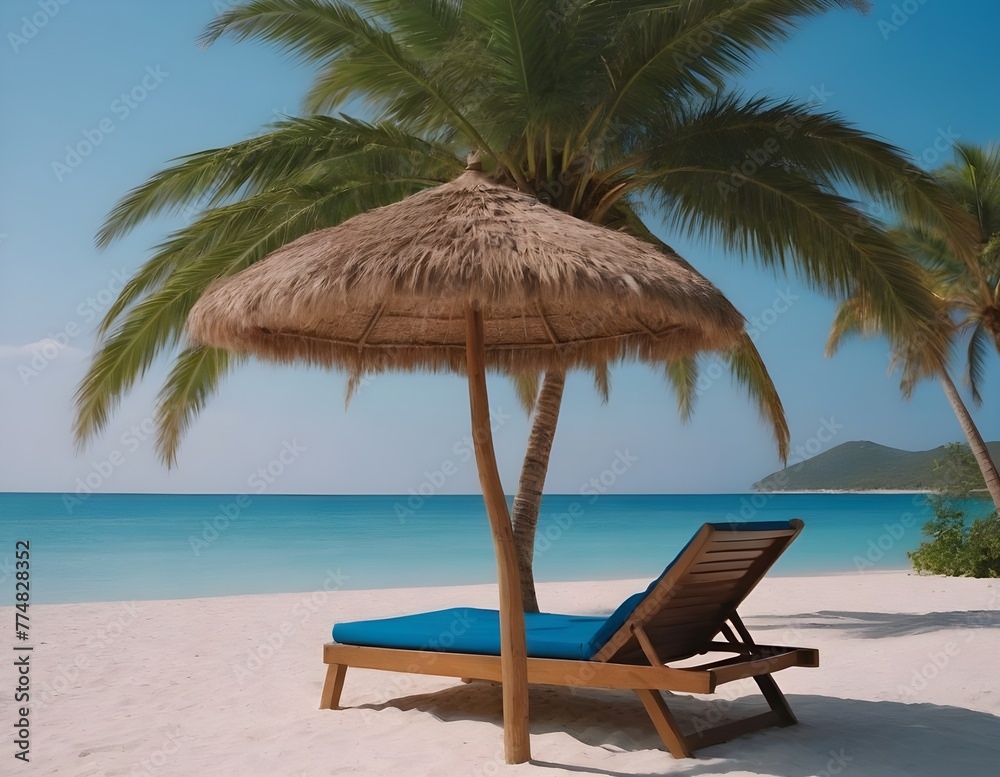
[0,492,993,605]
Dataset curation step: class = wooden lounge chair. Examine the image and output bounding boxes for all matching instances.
[320,519,817,758]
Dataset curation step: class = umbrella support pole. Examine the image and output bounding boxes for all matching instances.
[465,305,532,765]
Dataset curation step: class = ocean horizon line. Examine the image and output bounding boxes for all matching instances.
[0,488,939,497]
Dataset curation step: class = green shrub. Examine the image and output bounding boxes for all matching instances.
[965,511,1000,577]
[931,442,988,497]
[908,497,1000,577]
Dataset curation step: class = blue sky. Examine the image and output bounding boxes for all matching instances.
[1,0,997,496]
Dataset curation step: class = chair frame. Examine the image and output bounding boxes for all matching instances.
[320,519,817,758]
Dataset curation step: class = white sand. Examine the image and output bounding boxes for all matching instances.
[9,571,1000,777]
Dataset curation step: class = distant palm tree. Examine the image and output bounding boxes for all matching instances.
[828,143,1000,509]
[935,143,1000,358]
[77,0,976,610]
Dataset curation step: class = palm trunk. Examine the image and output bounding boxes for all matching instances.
[939,370,1000,510]
[511,370,566,613]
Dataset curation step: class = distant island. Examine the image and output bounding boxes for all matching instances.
[752,440,1000,492]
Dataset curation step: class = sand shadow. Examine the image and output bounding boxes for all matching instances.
[749,609,998,638]
[356,684,1000,776]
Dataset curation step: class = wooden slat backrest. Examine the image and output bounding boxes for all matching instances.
[592,520,803,664]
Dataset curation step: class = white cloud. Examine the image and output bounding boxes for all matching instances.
[0,338,88,361]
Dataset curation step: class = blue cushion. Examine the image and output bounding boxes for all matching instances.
[333,520,796,660]
[709,520,795,532]
[333,607,608,660]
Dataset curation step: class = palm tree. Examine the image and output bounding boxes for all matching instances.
[77,0,977,610]
[935,143,1000,357]
[509,334,780,611]
[828,295,1000,509]
[827,143,1000,509]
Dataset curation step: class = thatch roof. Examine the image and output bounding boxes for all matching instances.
[187,169,744,374]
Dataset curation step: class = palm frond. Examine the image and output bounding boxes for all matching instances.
[642,96,978,259]
[645,160,947,364]
[826,294,948,399]
[78,181,403,447]
[98,116,460,248]
[724,333,790,462]
[825,296,875,357]
[965,321,989,405]
[663,340,788,461]
[357,0,463,50]
[889,224,964,278]
[940,141,1000,239]
[981,233,1000,277]
[202,0,497,158]
[664,355,698,422]
[585,0,869,148]
[98,154,457,339]
[155,346,243,467]
[201,0,371,58]
[74,288,197,449]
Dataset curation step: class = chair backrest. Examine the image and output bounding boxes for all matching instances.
[591,519,803,664]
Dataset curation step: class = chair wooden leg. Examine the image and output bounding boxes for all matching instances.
[634,689,693,759]
[754,674,796,726]
[320,664,348,710]
[636,675,797,758]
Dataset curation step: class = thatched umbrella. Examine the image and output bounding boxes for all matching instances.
[187,164,744,764]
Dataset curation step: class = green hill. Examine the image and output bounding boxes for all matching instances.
[752,440,1000,492]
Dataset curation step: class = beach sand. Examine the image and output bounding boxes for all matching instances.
[10,571,1000,776]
